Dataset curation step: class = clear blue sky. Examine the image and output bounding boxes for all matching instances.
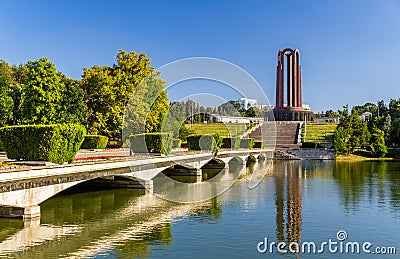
[1,0,400,112]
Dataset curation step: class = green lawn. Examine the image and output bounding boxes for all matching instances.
[185,123,250,137]
[302,122,337,143]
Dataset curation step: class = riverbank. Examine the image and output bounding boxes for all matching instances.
[335,153,396,161]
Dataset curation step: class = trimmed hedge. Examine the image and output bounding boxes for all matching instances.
[240,138,255,149]
[0,124,86,164]
[221,137,240,149]
[172,139,182,149]
[81,135,109,149]
[130,132,173,155]
[302,142,318,148]
[187,134,216,151]
[253,141,266,149]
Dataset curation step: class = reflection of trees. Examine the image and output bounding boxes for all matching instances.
[333,161,400,215]
[115,223,172,259]
[274,161,302,243]
[333,161,388,209]
[0,219,23,243]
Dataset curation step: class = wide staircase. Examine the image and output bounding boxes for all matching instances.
[249,122,301,149]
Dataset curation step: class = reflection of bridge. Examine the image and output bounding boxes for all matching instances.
[0,150,271,219]
[0,188,220,258]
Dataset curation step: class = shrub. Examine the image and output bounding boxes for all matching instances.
[302,142,318,148]
[0,124,86,164]
[81,135,109,149]
[130,132,173,155]
[240,138,255,149]
[187,134,216,151]
[172,138,182,149]
[221,137,240,149]
[253,141,265,149]
[0,139,3,151]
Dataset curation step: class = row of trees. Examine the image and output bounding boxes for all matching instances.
[216,100,264,117]
[0,50,169,145]
[333,100,400,157]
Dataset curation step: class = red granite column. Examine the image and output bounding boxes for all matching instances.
[287,53,293,107]
[276,50,284,108]
[295,50,302,108]
[292,52,297,107]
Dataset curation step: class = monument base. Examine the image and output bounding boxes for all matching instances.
[273,108,314,121]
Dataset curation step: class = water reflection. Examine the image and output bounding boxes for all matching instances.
[273,161,302,243]
[0,173,226,258]
[333,161,400,215]
[1,160,400,258]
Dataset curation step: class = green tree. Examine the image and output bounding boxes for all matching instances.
[369,127,387,157]
[244,106,263,117]
[0,61,13,126]
[382,114,391,144]
[57,74,87,124]
[333,124,351,155]
[21,58,63,124]
[81,50,168,143]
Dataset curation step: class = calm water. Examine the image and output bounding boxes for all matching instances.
[1,160,400,258]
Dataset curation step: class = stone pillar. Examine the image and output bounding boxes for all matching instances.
[286,53,293,107]
[0,205,40,219]
[292,53,297,107]
[276,50,284,108]
[295,50,302,108]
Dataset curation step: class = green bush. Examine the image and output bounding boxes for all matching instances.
[240,138,255,149]
[0,139,3,151]
[130,132,173,155]
[172,138,182,149]
[253,141,265,149]
[302,142,318,148]
[81,135,109,149]
[0,124,86,164]
[221,137,240,149]
[187,134,216,151]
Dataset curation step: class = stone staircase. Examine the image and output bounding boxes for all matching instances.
[248,122,301,149]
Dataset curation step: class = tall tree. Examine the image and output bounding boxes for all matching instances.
[21,58,63,124]
[0,61,13,126]
[80,50,168,141]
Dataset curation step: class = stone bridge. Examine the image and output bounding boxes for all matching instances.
[0,150,272,219]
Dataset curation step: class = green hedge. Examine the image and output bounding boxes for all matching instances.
[253,141,265,149]
[81,135,109,149]
[172,139,182,149]
[302,142,318,148]
[0,139,3,151]
[0,124,86,164]
[221,137,240,149]
[130,132,173,155]
[240,138,255,149]
[187,134,216,151]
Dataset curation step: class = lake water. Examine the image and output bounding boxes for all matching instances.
[0,160,399,258]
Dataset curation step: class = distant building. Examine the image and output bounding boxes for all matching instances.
[313,117,340,123]
[210,114,264,124]
[359,112,372,122]
[237,98,257,109]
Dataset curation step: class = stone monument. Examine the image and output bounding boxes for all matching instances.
[273,48,313,121]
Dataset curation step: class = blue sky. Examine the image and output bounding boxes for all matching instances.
[1,0,400,112]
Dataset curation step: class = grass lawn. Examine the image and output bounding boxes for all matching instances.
[336,153,394,161]
[302,122,337,143]
[185,123,251,137]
